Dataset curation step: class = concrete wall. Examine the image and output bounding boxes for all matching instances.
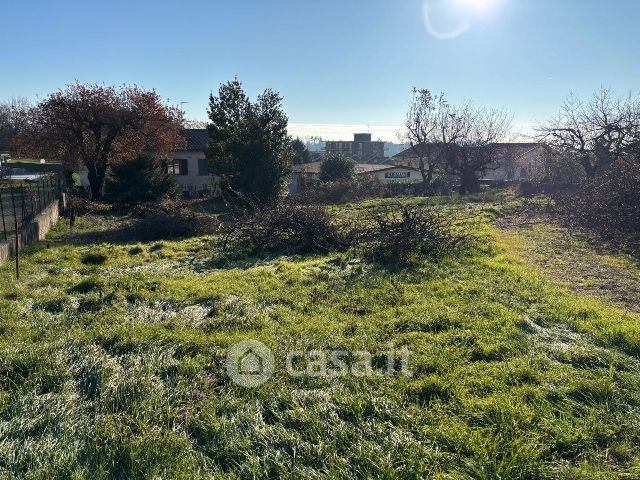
[0,196,63,267]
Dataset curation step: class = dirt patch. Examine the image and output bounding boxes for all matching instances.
[498,214,640,314]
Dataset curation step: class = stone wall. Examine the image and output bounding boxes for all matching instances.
[0,196,63,266]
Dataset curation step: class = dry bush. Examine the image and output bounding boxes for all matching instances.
[64,195,112,216]
[223,199,471,263]
[293,176,391,205]
[130,201,219,240]
[349,202,472,263]
[222,200,351,255]
[553,161,640,241]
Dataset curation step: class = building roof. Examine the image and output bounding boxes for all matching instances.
[182,129,209,151]
[392,142,542,160]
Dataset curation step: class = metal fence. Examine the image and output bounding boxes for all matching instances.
[0,174,62,242]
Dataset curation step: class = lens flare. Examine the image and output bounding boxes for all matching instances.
[423,1,469,40]
[423,0,496,40]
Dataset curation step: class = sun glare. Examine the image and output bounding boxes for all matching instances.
[458,0,494,14]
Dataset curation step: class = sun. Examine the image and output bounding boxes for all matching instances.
[457,0,494,13]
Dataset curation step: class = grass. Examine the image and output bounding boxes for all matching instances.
[4,158,61,173]
[0,196,639,478]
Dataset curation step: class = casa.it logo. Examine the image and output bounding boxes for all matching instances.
[226,340,275,388]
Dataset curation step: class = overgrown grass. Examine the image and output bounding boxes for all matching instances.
[0,196,639,478]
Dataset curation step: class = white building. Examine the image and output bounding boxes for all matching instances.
[290,161,421,193]
[167,129,220,197]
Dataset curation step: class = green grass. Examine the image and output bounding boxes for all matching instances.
[5,158,61,173]
[0,198,639,478]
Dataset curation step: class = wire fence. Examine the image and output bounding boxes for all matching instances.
[0,173,62,242]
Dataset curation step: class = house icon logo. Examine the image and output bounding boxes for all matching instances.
[226,340,274,387]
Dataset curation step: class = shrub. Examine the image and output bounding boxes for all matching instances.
[319,154,355,183]
[131,201,219,241]
[105,154,180,205]
[222,200,350,255]
[295,176,388,205]
[552,160,640,241]
[223,199,470,263]
[349,201,471,263]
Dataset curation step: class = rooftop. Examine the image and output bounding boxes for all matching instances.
[182,129,209,151]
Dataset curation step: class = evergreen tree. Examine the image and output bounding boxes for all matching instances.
[206,79,291,204]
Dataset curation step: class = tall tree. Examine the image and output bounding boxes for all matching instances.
[19,83,184,199]
[539,87,640,178]
[0,96,31,154]
[206,79,291,204]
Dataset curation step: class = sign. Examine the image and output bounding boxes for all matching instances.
[385,171,411,179]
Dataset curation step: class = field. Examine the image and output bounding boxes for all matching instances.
[1,195,639,479]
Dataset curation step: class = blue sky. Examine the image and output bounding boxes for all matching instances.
[1,0,639,140]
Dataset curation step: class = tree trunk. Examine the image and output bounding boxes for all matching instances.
[418,159,435,194]
[581,156,597,179]
[87,165,107,200]
[459,170,481,195]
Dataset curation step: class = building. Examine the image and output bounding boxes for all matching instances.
[80,129,221,198]
[166,129,220,197]
[325,133,385,163]
[290,161,421,194]
[392,143,546,181]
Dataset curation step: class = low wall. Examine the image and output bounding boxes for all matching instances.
[0,195,64,266]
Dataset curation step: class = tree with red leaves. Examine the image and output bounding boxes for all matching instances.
[20,83,185,199]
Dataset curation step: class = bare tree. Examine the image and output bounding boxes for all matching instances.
[402,88,445,192]
[539,87,640,178]
[403,88,513,194]
[436,101,513,194]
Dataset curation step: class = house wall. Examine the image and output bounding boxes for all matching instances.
[169,151,220,197]
[79,152,221,198]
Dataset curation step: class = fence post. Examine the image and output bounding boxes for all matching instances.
[36,177,42,212]
[20,184,27,224]
[9,180,19,281]
[0,189,6,242]
[29,185,35,222]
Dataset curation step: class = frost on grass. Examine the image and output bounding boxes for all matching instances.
[126,295,274,331]
[0,343,204,477]
[520,316,638,369]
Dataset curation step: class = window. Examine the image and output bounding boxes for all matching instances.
[168,159,188,175]
[198,158,209,176]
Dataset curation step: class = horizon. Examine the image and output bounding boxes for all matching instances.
[2,0,639,142]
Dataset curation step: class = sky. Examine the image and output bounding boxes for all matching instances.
[1,0,639,141]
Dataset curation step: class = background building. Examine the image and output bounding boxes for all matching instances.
[325,133,385,163]
[290,161,421,193]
